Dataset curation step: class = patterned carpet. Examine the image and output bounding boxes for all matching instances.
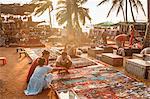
[52,65,150,99]
[25,48,150,98]
[25,48,97,68]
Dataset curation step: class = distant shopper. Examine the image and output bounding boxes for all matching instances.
[115,34,128,48]
[101,29,108,45]
[129,25,136,48]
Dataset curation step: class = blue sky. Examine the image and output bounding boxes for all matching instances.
[0,0,147,28]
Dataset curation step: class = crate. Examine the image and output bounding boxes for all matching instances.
[103,46,113,53]
[88,48,103,57]
[132,54,143,60]
[132,54,150,61]
[101,53,123,66]
[124,48,141,56]
[125,59,150,79]
[144,54,150,61]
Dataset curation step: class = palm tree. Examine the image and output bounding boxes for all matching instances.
[143,0,150,48]
[31,0,53,27]
[72,0,91,32]
[98,0,146,22]
[56,0,91,39]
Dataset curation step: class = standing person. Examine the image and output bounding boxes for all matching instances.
[129,25,135,47]
[5,34,10,47]
[115,34,128,48]
[26,50,50,83]
[101,29,108,46]
[56,52,72,73]
[24,58,53,95]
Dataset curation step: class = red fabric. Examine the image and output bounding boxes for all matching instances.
[115,34,127,42]
[129,31,134,47]
[26,57,48,83]
[55,66,67,70]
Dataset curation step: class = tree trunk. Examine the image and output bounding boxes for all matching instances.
[125,0,128,22]
[143,0,150,48]
[124,0,128,32]
[48,7,52,28]
[129,0,136,22]
[66,0,74,42]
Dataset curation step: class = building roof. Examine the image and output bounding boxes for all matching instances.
[115,22,147,26]
[0,4,37,15]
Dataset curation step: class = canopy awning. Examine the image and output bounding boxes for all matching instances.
[94,22,116,27]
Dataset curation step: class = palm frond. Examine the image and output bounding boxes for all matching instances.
[56,5,66,10]
[137,0,146,16]
[34,1,52,16]
[116,0,123,16]
[107,3,116,17]
[56,9,67,20]
[78,0,88,5]
[57,0,66,5]
[120,5,126,21]
[97,0,109,6]
[130,0,138,13]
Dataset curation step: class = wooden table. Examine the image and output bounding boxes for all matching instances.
[125,59,150,79]
[124,47,142,56]
[132,54,150,61]
[88,47,103,57]
[88,46,113,58]
[132,53,143,60]
[101,53,123,66]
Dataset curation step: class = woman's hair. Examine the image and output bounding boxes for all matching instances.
[42,50,50,56]
[62,52,67,56]
[130,25,134,30]
[38,58,45,66]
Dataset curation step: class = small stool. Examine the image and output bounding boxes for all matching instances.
[19,51,27,58]
[16,47,25,53]
[0,57,7,65]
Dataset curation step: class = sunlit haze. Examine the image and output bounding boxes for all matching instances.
[0,0,148,28]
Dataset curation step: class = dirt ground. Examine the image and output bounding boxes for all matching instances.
[0,47,49,99]
[0,47,149,99]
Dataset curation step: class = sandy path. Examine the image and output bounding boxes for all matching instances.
[0,47,49,99]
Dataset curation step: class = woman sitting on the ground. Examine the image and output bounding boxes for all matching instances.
[26,50,50,83]
[56,52,72,73]
[24,58,53,95]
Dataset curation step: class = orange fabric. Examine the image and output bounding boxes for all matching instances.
[26,57,48,83]
[115,34,127,42]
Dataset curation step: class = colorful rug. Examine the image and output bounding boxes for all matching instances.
[25,48,60,60]
[25,48,97,68]
[52,65,150,99]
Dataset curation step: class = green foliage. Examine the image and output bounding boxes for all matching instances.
[56,0,91,32]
